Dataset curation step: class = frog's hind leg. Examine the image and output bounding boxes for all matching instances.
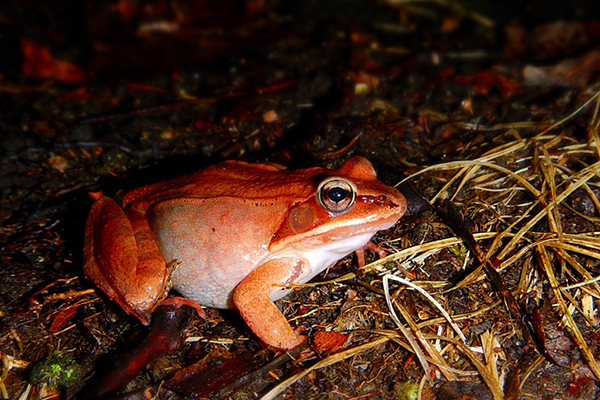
[83,196,168,324]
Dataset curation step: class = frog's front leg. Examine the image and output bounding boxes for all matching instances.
[233,258,308,350]
[84,196,170,324]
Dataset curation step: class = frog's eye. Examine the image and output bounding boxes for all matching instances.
[317,178,356,213]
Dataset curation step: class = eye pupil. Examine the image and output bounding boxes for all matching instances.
[327,187,348,202]
[317,178,356,213]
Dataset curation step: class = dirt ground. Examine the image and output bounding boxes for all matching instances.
[1,1,600,399]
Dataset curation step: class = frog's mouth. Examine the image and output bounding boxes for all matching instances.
[270,211,401,252]
[314,213,399,242]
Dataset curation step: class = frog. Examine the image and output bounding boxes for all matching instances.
[83,156,406,350]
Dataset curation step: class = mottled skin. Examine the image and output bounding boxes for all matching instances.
[84,157,406,349]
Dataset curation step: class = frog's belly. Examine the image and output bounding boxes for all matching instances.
[148,198,287,309]
[170,254,257,309]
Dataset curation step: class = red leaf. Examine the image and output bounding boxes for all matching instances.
[454,71,521,99]
[566,374,592,396]
[57,87,90,103]
[48,306,77,333]
[21,39,85,83]
[313,331,347,355]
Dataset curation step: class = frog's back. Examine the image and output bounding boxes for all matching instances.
[122,160,323,209]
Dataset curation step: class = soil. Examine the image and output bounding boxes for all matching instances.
[1,1,600,399]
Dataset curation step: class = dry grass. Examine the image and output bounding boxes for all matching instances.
[378,89,600,398]
[269,89,600,399]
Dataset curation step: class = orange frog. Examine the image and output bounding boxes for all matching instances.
[83,156,406,350]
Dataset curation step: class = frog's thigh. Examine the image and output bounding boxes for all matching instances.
[233,258,307,350]
[84,197,167,323]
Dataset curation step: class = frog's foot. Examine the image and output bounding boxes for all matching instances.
[159,296,206,319]
[355,241,392,268]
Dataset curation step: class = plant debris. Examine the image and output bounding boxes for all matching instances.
[1,0,600,399]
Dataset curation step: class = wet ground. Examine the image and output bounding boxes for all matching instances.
[1,1,600,399]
